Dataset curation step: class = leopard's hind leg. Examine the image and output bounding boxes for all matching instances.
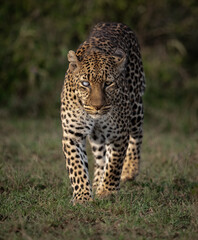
[121,133,142,182]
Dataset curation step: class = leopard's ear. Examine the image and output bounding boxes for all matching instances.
[67,50,80,72]
[113,49,126,70]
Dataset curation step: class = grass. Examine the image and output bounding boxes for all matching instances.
[0,117,197,240]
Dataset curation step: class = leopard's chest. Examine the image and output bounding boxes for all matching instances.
[91,112,130,143]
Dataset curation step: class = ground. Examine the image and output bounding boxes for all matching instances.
[0,117,197,240]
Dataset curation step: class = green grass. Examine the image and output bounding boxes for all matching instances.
[0,117,197,240]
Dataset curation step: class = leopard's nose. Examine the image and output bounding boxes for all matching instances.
[90,84,106,110]
[90,95,105,110]
[93,103,103,110]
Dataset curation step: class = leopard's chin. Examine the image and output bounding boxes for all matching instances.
[89,113,103,119]
[86,110,107,119]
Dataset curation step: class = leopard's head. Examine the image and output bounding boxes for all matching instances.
[68,48,126,116]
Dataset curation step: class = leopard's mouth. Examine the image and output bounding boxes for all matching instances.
[78,99,111,115]
[84,105,111,116]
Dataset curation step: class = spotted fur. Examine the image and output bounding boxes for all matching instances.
[61,23,145,204]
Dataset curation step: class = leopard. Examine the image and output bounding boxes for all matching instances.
[61,22,145,204]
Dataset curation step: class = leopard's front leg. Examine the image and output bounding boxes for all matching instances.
[62,134,93,205]
[95,135,129,198]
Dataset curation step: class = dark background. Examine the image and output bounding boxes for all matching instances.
[0,0,197,133]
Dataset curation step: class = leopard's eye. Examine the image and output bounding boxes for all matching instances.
[104,81,114,88]
[81,81,90,87]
